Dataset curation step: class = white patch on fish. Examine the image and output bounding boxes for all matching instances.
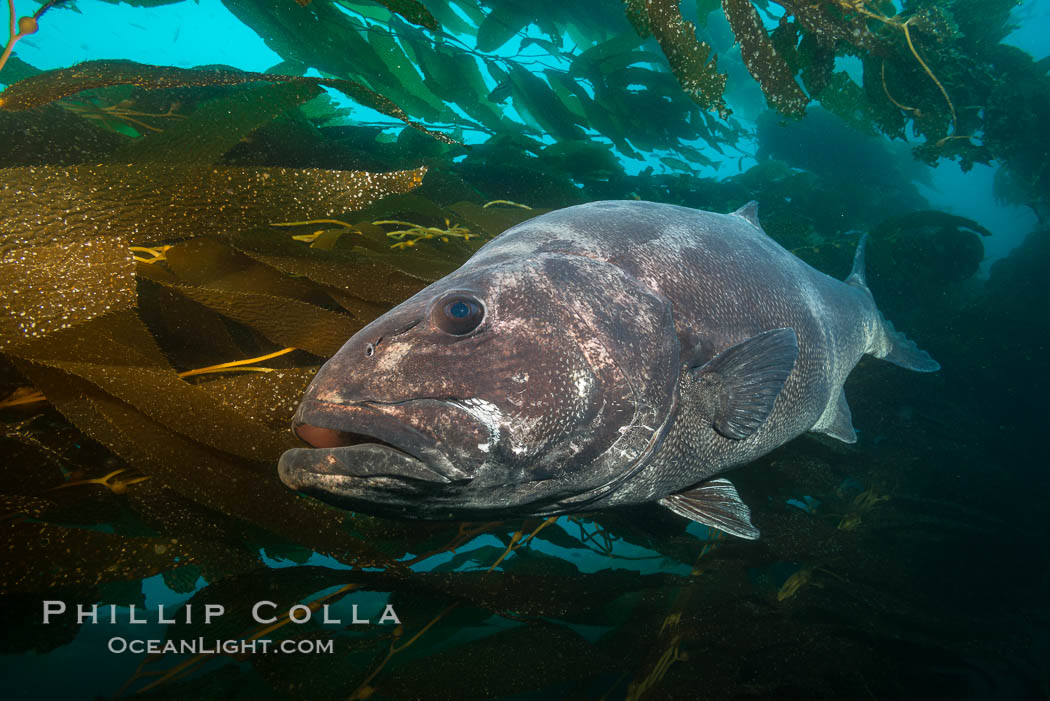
[454,398,503,448]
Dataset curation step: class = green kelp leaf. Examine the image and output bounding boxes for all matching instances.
[675,143,717,167]
[0,520,195,593]
[5,312,293,461]
[661,155,694,172]
[15,362,391,567]
[423,0,484,35]
[544,69,586,122]
[569,33,645,78]
[108,82,323,165]
[378,624,614,700]
[508,65,584,142]
[411,43,507,133]
[643,0,728,118]
[218,0,459,139]
[697,0,723,26]
[476,2,532,52]
[795,28,836,98]
[164,285,361,358]
[546,73,639,157]
[385,586,490,637]
[365,29,449,122]
[316,14,439,122]
[0,234,136,349]
[0,59,456,143]
[817,71,877,135]
[721,0,808,117]
[539,141,621,180]
[370,0,439,29]
[0,55,41,84]
[0,164,427,248]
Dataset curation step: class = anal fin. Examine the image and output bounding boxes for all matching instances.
[658,477,760,539]
[812,388,857,444]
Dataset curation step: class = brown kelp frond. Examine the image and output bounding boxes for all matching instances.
[0,60,457,143]
[0,164,427,248]
[639,0,729,118]
[722,0,808,117]
[56,97,186,134]
[0,164,425,358]
[105,82,322,163]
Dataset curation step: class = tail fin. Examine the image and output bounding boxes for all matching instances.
[845,235,941,373]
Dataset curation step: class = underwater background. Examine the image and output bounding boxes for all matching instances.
[0,0,1047,699]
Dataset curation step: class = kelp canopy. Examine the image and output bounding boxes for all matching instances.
[0,1,1048,700]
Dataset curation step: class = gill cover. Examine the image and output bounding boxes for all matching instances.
[531,253,680,507]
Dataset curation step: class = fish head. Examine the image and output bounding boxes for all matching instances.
[278,251,679,519]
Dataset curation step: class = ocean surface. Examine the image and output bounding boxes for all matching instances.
[0,1,1047,699]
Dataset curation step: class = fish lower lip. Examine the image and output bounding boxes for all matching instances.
[291,398,472,481]
[279,443,452,487]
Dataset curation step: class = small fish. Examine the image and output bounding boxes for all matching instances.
[279,201,938,539]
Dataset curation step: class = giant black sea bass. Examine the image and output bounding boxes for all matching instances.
[278,201,939,539]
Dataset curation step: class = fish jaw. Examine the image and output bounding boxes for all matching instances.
[278,442,455,518]
[278,397,481,511]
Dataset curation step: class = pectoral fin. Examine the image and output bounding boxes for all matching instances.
[692,327,798,440]
[659,478,760,539]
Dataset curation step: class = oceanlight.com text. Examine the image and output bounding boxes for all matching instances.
[107,637,335,655]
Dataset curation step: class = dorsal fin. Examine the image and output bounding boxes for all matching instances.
[731,201,762,230]
[845,234,869,290]
[844,233,941,372]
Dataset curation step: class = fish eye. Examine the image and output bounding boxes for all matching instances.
[433,293,485,335]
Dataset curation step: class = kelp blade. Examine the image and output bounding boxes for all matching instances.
[0,164,428,248]
[0,60,456,143]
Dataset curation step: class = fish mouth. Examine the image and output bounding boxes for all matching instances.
[278,399,469,495]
